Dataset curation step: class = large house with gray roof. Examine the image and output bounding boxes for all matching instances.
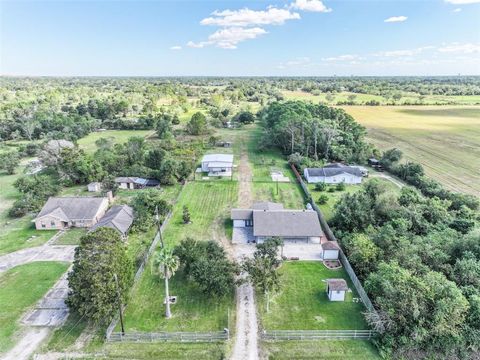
[304,163,363,184]
[34,197,109,230]
[231,202,324,244]
[89,204,134,238]
[201,154,234,177]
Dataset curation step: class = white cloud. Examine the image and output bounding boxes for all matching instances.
[438,43,480,53]
[200,7,300,27]
[290,0,332,13]
[322,54,361,61]
[170,45,182,50]
[375,46,435,57]
[453,7,462,11]
[188,27,267,49]
[384,16,408,23]
[445,0,480,4]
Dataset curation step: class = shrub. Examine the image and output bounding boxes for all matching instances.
[328,187,335,193]
[315,182,327,192]
[336,182,346,191]
[318,194,329,205]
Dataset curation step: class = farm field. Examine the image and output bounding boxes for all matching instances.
[77,129,155,153]
[259,261,369,330]
[343,106,480,196]
[0,261,69,353]
[263,340,381,360]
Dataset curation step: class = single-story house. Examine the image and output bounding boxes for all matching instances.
[34,197,109,230]
[115,177,160,189]
[201,154,234,177]
[304,164,363,184]
[87,182,102,192]
[322,241,340,260]
[231,202,324,244]
[326,279,348,301]
[89,204,134,238]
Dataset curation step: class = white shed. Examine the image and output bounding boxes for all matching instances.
[326,279,348,301]
[87,182,102,192]
[322,241,340,260]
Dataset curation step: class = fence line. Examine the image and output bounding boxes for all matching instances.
[108,330,229,343]
[262,329,376,340]
[106,184,185,340]
[290,164,375,313]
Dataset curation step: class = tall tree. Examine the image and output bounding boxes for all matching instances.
[153,247,179,319]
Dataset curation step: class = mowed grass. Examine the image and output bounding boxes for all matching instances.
[53,228,86,245]
[0,216,57,255]
[263,340,381,360]
[0,262,69,353]
[77,130,155,153]
[0,168,22,222]
[253,182,305,209]
[260,262,369,330]
[343,106,480,196]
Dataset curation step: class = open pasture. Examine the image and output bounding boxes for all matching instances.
[77,129,155,153]
[344,106,480,196]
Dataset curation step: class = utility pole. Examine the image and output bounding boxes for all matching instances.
[155,206,164,249]
[276,180,279,195]
[114,273,125,335]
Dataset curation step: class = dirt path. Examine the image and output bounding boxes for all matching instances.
[2,328,50,360]
[230,135,260,360]
[370,173,405,189]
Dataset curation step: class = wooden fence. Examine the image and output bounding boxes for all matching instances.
[290,164,376,313]
[262,329,376,340]
[108,330,229,343]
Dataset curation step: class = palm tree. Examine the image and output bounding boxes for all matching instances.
[153,247,179,319]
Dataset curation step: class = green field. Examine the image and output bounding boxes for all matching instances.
[53,228,86,245]
[0,216,57,255]
[263,340,381,360]
[0,167,22,222]
[260,262,369,330]
[343,106,480,196]
[0,262,69,353]
[77,130,155,153]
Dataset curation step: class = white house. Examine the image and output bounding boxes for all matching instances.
[231,202,325,244]
[322,241,340,260]
[115,177,160,189]
[326,279,348,301]
[201,154,234,177]
[304,164,363,184]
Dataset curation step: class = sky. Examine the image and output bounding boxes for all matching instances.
[1,0,479,76]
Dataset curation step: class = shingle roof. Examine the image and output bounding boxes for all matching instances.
[231,202,284,220]
[202,154,234,164]
[305,166,363,178]
[90,205,134,236]
[231,209,253,220]
[322,241,340,250]
[253,210,323,237]
[252,202,284,210]
[327,279,348,291]
[36,197,108,221]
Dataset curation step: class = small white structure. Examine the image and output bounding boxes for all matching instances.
[322,241,340,260]
[201,154,234,177]
[87,182,102,192]
[326,279,348,301]
[304,164,363,184]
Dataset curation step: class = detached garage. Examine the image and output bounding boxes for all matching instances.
[322,241,340,260]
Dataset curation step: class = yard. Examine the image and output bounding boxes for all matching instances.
[52,228,86,245]
[262,340,381,360]
[77,129,155,153]
[344,106,480,196]
[0,216,57,255]
[0,261,69,353]
[259,261,369,331]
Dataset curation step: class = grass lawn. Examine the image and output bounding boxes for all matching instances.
[43,312,89,352]
[53,228,87,245]
[253,182,305,209]
[263,340,380,360]
[343,106,480,196]
[0,216,57,255]
[0,167,24,222]
[162,181,238,245]
[307,184,362,222]
[260,262,369,330]
[0,261,69,353]
[77,130,155,154]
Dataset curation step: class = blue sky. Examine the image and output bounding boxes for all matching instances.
[1,0,479,76]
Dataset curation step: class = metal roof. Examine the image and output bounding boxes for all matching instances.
[253,210,323,237]
[201,154,234,164]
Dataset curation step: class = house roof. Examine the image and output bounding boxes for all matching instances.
[231,209,253,220]
[253,210,323,238]
[327,279,348,291]
[252,202,284,210]
[322,241,340,251]
[305,166,363,178]
[90,205,134,236]
[231,202,284,220]
[115,177,138,184]
[208,161,233,168]
[202,154,233,164]
[36,197,108,221]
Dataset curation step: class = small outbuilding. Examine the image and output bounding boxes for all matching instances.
[87,182,102,192]
[326,279,348,301]
[322,241,340,260]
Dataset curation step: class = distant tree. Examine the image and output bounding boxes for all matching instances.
[0,151,19,174]
[234,111,255,124]
[242,238,283,312]
[347,94,357,103]
[101,174,119,196]
[145,148,167,170]
[67,228,133,324]
[156,116,172,139]
[131,189,171,231]
[152,247,179,319]
[182,206,191,224]
[186,112,207,135]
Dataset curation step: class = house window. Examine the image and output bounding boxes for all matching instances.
[41,222,46,228]
[245,219,253,227]
[50,221,55,226]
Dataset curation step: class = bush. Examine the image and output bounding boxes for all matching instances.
[328,187,335,193]
[315,182,327,192]
[336,182,346,191]
[318,194,329,205]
